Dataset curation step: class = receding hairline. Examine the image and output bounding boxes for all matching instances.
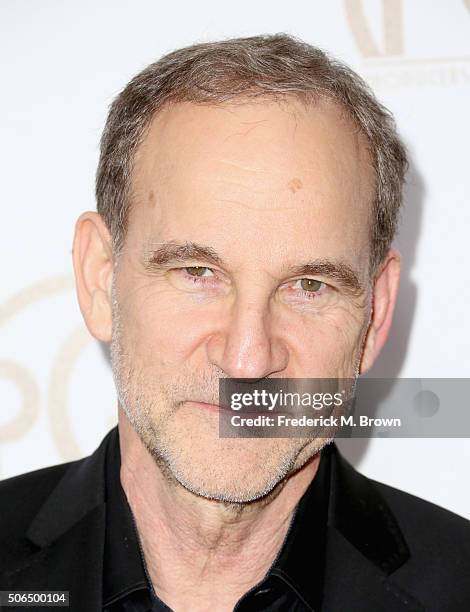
[96,34,407,274]
[127,93,376,226]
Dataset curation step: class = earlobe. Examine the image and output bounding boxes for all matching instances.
[72,211,114,342]
[359,250,401,374]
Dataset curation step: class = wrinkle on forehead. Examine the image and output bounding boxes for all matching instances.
[135,97,372,186]
[222,118,271,142]
[128,98,375,255]
[216,158,267,174]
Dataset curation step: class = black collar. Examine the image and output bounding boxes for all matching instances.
[102,427,331,611]
[269,443,330,610]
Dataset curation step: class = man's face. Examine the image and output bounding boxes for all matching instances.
[110,98,374,502]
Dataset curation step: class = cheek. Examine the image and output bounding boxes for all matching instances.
[119,281,219,367]
[287,304,368,373]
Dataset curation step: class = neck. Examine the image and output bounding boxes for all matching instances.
[118,412,321,612]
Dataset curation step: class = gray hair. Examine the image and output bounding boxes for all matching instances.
[96,33,407,273]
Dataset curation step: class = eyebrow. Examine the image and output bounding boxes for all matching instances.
[143,241,364,293]
[288,261,363,293]
[144,241,224,268]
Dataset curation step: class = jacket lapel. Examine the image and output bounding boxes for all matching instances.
[3,506,105,611]
[322,445,424,611]
[1,429,115,612]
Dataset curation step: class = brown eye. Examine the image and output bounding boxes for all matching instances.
[300,278,323,292]
[185,266,212,277]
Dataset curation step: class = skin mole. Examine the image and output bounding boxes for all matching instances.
[288,177,303,193]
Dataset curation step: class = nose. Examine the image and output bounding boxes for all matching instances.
[205,298,289,380]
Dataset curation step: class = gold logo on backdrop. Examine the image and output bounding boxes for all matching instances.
[345,0,403,58]
[344,0,470,89]
[0,360,39,443]
[0,275,97,471]
[48,325,92,460]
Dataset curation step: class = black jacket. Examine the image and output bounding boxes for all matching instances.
[1,428,469,612]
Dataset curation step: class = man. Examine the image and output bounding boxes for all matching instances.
[0,33,469,612]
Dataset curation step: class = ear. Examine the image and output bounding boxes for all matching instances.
[72,212,114,342]
[359,249,401,374]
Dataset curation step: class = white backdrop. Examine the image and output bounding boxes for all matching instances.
[1,0,469,519]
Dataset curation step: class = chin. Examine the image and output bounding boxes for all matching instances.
[171,466,288,504]
[151,433,316,504]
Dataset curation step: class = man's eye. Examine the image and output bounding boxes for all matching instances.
[294,278,325,292]
[184,266,214,278]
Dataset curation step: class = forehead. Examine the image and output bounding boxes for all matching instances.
[129,97,374,270]
[134,96,373,192]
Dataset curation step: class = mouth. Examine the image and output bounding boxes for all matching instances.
[186,401,266,417]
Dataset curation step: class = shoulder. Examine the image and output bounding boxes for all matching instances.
[0,431,113,576]
[371,476,470,587]
[0,461,79,538]
[372,476,470,540]
[330,444,470,603]
[331,444,470,548]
